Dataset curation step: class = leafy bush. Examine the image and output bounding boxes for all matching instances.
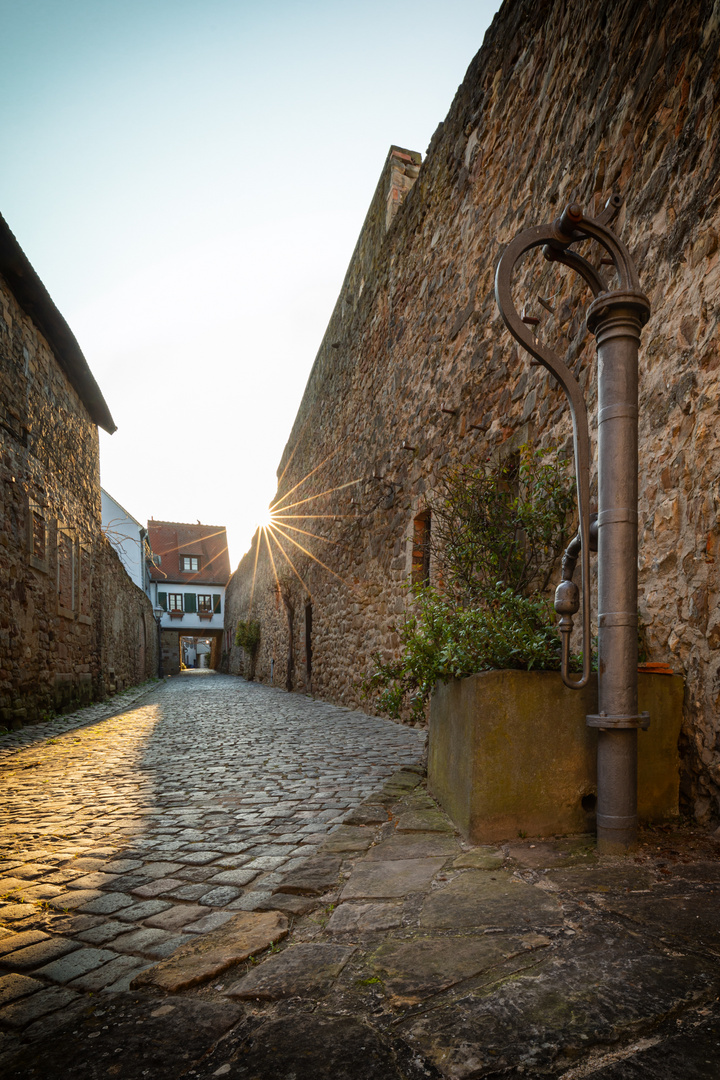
[432,445,575,602]
[235,619,261,655]
[366,585,567,720]
[363,446,578,720]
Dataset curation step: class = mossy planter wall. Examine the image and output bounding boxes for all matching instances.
[427,671,684,843]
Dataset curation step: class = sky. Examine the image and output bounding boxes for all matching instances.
[0,0,501,567]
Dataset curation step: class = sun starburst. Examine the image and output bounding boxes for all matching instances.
[245,457,363,616]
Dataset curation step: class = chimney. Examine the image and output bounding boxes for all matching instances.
[385,146,421,232]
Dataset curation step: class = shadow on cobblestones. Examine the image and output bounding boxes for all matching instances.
[0,673,425,1073]
[2,673,720,1078]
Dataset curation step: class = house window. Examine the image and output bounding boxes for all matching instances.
[181,556,199,572]
[168,594,183,611]
[198,594,212,612]
[411,510,431,585]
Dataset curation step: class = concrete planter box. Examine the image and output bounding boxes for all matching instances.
[428,670,684,843]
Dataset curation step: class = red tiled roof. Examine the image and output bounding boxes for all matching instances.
[147,520,231,585]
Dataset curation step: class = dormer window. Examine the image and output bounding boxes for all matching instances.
[181,555,200,572]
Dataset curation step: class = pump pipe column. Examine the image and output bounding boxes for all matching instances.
[586,291,650,852]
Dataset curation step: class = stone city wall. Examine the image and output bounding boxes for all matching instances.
[0,271,156,726]
[96,537,158,697]
[226,0,720,822]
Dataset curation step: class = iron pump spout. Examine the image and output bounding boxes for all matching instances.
[555,514,598,686]
[494,195,650,852]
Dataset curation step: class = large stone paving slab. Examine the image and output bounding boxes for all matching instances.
[395,809,455,833]
[132,910,289,992]
[419,870,565,928]
[341,858,447,900]
[594,886,720,956]
[365,831,462,861]
[171,1012,425,1080]
[274,855,342,896]
[544,864,655,893]
[451,847,505,870]
[397,930,720,1079]
[581,999,720,1079]
[344,804,391,826]
[318,825,377,853]
[225,943,356,1000]
[327,902,404,934]
[369,933,550,1001]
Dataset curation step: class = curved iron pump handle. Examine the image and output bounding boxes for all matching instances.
[494,195,642,689]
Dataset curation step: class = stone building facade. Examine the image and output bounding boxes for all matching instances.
[0,212,157,727]
[225,0,720,822]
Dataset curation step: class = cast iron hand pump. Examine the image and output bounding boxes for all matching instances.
[494,196,650,851]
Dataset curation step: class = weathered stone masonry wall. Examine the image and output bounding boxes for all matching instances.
[97,539,159,698]
[226,0,720,822]
[0,273,157,725]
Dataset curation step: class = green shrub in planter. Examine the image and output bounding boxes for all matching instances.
[366,584,576,721]
[364,447,581,720]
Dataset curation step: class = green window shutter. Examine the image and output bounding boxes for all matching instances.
[158,592,167,610]
[213,594,221,614]
[185,592,197,614]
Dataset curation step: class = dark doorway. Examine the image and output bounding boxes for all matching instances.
[412,510,431,585]
[305,602,313,687]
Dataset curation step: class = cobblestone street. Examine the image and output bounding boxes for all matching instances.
[3,673,720,1080]
[0,673,424,1042]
